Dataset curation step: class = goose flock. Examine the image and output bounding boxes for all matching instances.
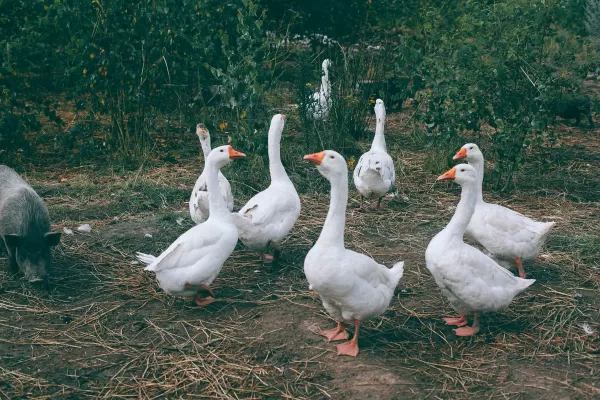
[137,91,555,357]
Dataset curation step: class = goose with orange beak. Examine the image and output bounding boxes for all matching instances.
[425,164,535,336]
[137,145,246,306]
[303,150,404,356]
[453,143,555,278]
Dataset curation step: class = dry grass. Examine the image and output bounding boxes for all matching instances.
[0,102,599,399]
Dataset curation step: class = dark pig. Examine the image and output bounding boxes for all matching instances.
[0,165,61,284]
[554,96,594,129]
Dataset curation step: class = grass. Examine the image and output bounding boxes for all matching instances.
[0,94,599,399]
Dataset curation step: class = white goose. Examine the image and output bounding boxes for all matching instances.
[232,114,301,262]
[189,124,234,224]
[453,143,555,278]
[308,59,332,120]
[353,99,395,210]
[425,164,535,336]
[137,145,245,306]
[303,150,404,356]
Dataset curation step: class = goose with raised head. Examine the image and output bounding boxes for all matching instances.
[303,150,404,356]
[137,145,245,306]
[232,114,301,263]
[353,99,395,210]
[425,164,536,336]
[189,124,234,224]
[308,59,332,120]
[453,143,555,278]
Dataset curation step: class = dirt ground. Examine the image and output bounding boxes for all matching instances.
[0,102,599,399]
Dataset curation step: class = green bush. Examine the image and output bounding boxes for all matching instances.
[0,0,274,163]
[416,0,596,189]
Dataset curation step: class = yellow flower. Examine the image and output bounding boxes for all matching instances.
[369,97,375,104]
[90,53,95,59]
[219,122,228,131]
[83,68,87,75]
[347,156,356,169]
[101,98,105,105]
[240,110,247,119]
[305,82,311,87]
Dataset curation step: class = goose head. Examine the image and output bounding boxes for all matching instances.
[304,150,347,180]
[196,123,212,157]
[437,164,478,186]
[269,114,286,132]
[322,59,332,73]
[208,145,246,169]
[453,143,483,162]
[375,99,386,123]
[196,123,210,142]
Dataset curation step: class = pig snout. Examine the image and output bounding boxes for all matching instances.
[25,268,48,283]
[20,257,49,284]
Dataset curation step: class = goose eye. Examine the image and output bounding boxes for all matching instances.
[220,149,224,152]
[469,147,474,150]
[330,155,334,159]
[460,169,465,172]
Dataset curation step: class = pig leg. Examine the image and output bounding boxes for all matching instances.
[587,113,595,129]
[7,250,19,274]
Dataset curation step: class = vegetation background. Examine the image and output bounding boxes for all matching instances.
[0,0,599,398]
[1,0,597,188]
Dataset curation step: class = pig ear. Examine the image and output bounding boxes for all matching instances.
[3,234,20,249]
[44,232,61,247]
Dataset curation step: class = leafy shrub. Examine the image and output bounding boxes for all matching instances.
[416,0,595,189]
[0,0,273,163]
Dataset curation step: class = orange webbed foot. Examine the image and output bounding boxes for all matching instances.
[443,315,467,327]
[320,324,349,342]
[336,340,359,357]
[454,326,480,336]
[194,296,216,307]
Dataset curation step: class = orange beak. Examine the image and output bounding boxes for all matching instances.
[453,147,467,160]
[228,145,246,160]
[437,167,456,181]
[303,151,326,166]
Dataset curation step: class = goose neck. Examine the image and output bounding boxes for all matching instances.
[468,156,485,202]
[316,171,348,247]
[371,119,386,151]
[199,137,212,159]
[320,75,330,96]
[444,181,478,239]
[268,129,288,183]
[205,160,229,219]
